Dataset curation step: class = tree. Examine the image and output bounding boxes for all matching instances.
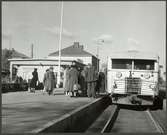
[2,49,13,70]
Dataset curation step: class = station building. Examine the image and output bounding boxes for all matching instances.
[8,42,99,84]
[9,59,85,85]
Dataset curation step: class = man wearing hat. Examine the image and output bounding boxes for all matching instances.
[85,63,96,98]
[30,68,39,92]
[43,66,56,95]
[69,65,79,97]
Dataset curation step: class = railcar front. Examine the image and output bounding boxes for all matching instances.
[107,52,162,108]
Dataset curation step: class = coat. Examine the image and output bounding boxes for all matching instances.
[85,67,96,83]
[69,67,78,92]
[98,72,105,92]
[43,71,55,91]
[63,68,70,92]
[30,71,38,88]
[80,69,87,92]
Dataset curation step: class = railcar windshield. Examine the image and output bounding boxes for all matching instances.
[111,59,155,70]
[112,59,132,69]
[134,60,154,70]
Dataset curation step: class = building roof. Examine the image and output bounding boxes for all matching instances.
[11,49,29,59]
[109,50,159,60]
[2,48,29,59]
[48,42,94,57]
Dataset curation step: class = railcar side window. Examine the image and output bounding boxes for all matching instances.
[134,60,154,70]
[112,59,132,69]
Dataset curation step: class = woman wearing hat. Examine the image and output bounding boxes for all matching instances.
[63,66,70,96]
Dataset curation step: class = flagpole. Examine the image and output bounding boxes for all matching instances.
[57,1,64,88]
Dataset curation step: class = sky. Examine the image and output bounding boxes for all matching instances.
[2,1,166,71]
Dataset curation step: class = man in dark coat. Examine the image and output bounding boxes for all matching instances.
[80,66,88,96]
[98,71,105,93]
[85,64,96,98]
[30,68,39,92]
[43,66,55,95]
[69,65,78,97]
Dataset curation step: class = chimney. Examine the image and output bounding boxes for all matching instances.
[31,44,34,58]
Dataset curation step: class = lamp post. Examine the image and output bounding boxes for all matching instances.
[57,1,64,88]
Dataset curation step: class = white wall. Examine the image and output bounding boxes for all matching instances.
[17,65,64,82]
[10,60,66,82]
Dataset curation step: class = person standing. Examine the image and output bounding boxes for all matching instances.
[85,64,96,98]
[30,68,39,93]
[42,69,49,94]
[85,64,91,97]
[63,66,70,96]
[95,70,100,96]
[43,66,55,95]
[80,66,87,96]
[91,66,97,98]
[69,65,79,97]
[98,70,105,93]
[103,68,107,92]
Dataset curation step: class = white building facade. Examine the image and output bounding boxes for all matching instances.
[48,42,99,71]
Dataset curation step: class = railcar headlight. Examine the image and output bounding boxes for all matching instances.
[116,72,122,78]
[149,84,155,89]
[143,73,150,79]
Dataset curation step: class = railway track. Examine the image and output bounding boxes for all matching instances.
[30,95,164,133]
[86,104,165,133]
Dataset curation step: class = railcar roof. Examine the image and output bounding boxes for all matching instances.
[109,51,159,60]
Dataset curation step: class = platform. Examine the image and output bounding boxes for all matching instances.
[2,89,93,133]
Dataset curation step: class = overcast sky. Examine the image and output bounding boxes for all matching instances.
[2,1,166,70]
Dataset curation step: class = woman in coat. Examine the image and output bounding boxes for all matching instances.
[63,66,70,96]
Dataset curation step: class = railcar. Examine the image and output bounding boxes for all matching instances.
[107,50,163,109]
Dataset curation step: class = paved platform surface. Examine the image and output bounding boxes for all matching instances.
[2,89,93,133]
